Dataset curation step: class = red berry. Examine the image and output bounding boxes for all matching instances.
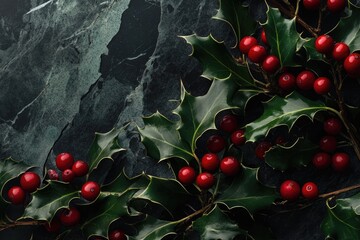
[47,169,59,180]
[7,186,26,205]
[109,230,127,240]
[302,182,319,199]
[59,207,80,226]
[178,166,196,185]
[261,29,268,45]
[262,55,280,73]
[62,169,75,182]
[344,53,360,77]
[248,45,267,63]
[315,35,335,54]
[255,141,272,160]
[296,70,316,90]
[313,77,331,95]
[327,0,346,12]
[280,180,301,201]
[220,156,240,176]
[231,129,246,146]
[278,73,296,92]
[207,135,226,153]
[239,36,258,54]
[20,172,41,192]
[201,153,220,172]
[332,152,350,171]
[219,114,238,132]
[324,118,342,135]
[319,135,337,152]
[332,42,350,61]
[56,153,74,171]
[45,218,61,233]
[312,152,331,169]
[72,160,89,177]
[303,0,321,10]
[196,172,215,190]
[81,181,100,201]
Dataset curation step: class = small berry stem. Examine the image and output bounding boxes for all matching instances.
[0,220,45,231]
[319,183,360,198]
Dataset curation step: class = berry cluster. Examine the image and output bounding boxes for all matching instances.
[178,114,245,189]
[312,117,350,171]
[7,171,41,205]
[315,34,360,78]
[278,69,332,95]
[239,31,281,74]
[303,0,346,12]
[280,180,319,201]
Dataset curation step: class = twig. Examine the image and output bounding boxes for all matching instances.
[0,220,45,231]
[319,184,360,198]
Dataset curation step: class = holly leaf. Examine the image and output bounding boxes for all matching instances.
[130,216,178,240]
[216,167,276,215]
[193,205,247,240]
[213,0,257,47]
[331,6,360,52]
[88,128,126,174]
[80,172,147,239]
[232,88,262,113]
[263,7,304,66]
[265,138,318,171]
[134,176,192,217]
[138,112,193,163]
[182,34,255,86]
[322,195,360,239]
[22,181,79,221]
[245,92,333,142]
[174,77,237,154]
[0,158,30,220]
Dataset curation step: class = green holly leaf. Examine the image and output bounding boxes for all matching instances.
[88,128,126,174]
[303,38,324,62]
[138,112,193,163]
[134,176,192,217]
[22,181,79,221]
[182,34,255,86]
[213,0,257,47]
[130,216,178,240]
[331,6,360,52]
[216,167,276,215]
[174,78,237,154]
[245,92,334,142]
[80,172,147,239]
[232,88,262,113]
[265,138,318,171]
[193,205,247,240]
[0,158,30,220]
[263,7,304,66]
[322,195,360,239]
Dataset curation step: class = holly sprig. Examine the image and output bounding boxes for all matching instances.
[1,0,360,239]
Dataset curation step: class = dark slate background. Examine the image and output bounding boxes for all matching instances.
[0,0,345,239]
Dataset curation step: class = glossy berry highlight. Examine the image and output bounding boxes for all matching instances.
[220,156,240,176]
[327,0,346,12]
[280,180,301,201]
[81,181,101,201]
[278,73,296,92]
[248,45,267,63]
[344,53,360,77]
[178,166,196,185]
[315,35,334,54]
[332,42,350,61]
[262,55,280,73]
[231,129,246,146]
[109,229,127,240]
[332,152,350,172]
[72,160,89,177]
[219,114,238,132]
[302,182,319,199]
[56,152,74,171]
[207,135,226,153]
[319,135,337,152]
[20,172,41,192]
[313,77,331,95]
[303,0,321,10]
[7,186,26,205]
[324,118,342,135]
[201,153,220,172]
[62,169,75,182]
[312,152,331,169]
[296,70,316,90]
[239,36,258,54]
[47,169,59,180]
[196,172,215,190]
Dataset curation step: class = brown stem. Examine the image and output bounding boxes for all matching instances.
[315,8,323,33]
[0,220,45,231]
[267,0,318,37]
[331,65,360,161]
[319,184,360,198]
